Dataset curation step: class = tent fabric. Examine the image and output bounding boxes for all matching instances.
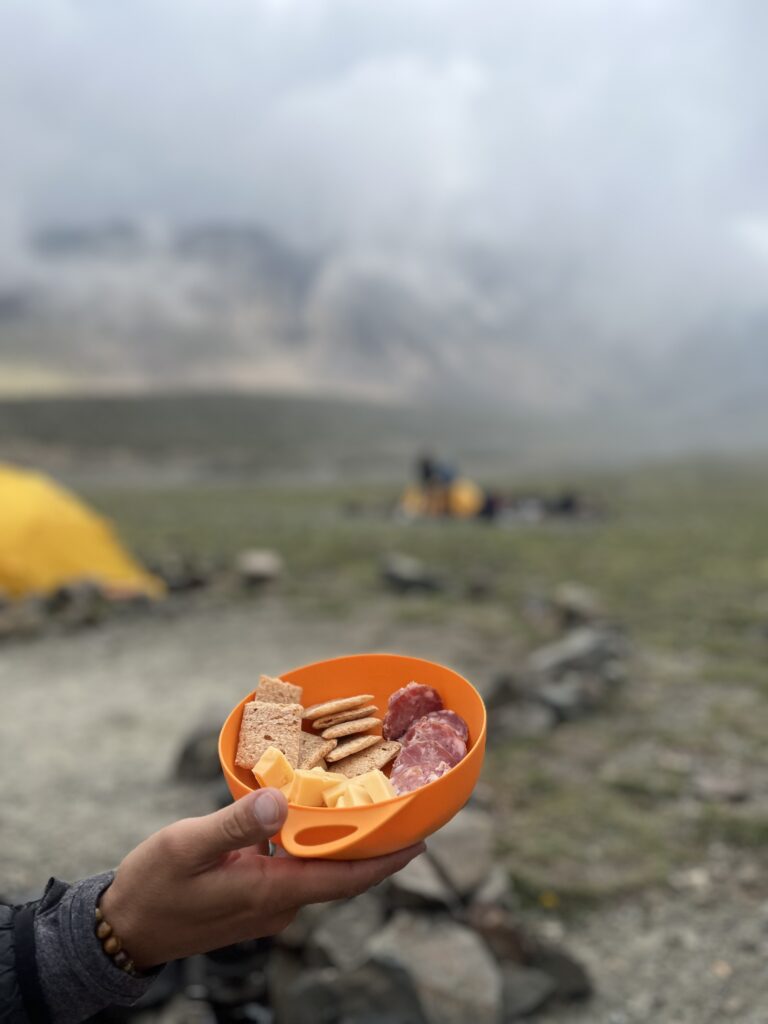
[0,463,164,599]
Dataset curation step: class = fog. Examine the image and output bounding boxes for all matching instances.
[1,0,767,418]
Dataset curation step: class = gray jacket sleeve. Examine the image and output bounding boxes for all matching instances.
[34,872,161,1023]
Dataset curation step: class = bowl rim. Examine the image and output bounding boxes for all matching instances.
[218,651,487,808]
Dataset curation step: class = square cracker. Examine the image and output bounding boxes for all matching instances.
[255,674,303,705]
[298,731,337,769]
[235,700,302,769]
[328,740,401,778]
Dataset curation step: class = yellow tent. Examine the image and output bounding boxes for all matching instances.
[0,463,164,600]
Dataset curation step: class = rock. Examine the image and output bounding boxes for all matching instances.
[552,582,601,628]
[472,864,517,910]
[381,553,442,593]
[151,553,211,592]
[237,549,284,587]
[388,854,455,910]
[309,894,386,970]
[524,945,592,1001]
[0,597,47,640]
[467,903,525,962]
[502,963,557,1018]
[693,772,749,803]
[488,701,557,740]
[275,962,428,1024]
[536,672,606,721]
[266,947,305,1023]
[368,912,502,1024]
[426,806,496,898]
[174,723,222,782]
[526,627,625,678]
[45,581,109,627]
[276,903,329,950]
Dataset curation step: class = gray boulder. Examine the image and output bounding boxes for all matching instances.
[388,854,455,910]
[309,894,385,971]
[237,549,284,587]
[367,912,502,1024]
[526,627,625,678]
[381,553,442,593]
[502,963,557,1018]
[426,806,496,898]
[274,961,427,1024]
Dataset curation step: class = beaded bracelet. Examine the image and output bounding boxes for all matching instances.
[94,905,138,976]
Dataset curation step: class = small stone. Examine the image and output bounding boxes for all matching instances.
[367,912,502,1024]
[389,853,454,909]
[526,627,625,677]
[426,807,496,897]
[524,945,592,1001]
[472,864,517,910]
[552,582,601,628]
[380,553,443,593]
[488,701,557,740]
[693,773,749,803]
[236,548,284,586]
[277,962,428,1024]
[174,723,223,781]
[502,963,557,1018]
[309,894,386,970]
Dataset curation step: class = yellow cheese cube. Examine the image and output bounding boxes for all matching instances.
[287,768,342,807]
[355,770,396,803]
[335,791,356,808]
[252,746,294,791]
[347,783,373,806]
[323,780,350,808]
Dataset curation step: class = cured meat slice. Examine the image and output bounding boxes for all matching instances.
[425,709,469,744]
[382,682,443,740]
[398,720,466,766]
[402,713,469,755]
[391,760,453,795]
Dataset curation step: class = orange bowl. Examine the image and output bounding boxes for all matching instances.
[219,653,487,859]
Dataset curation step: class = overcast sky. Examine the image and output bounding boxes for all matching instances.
[2,0,768,356]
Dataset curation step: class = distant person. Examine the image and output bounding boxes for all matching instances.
[1,789,423,1022]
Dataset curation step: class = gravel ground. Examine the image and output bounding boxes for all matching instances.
[0,595,510,894]
[1,599,767,1022]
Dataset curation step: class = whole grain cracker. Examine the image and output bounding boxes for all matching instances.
[235,700,302,769]
[325,732,381,763]
[328,740,401,778]
[303,694,374,721]
[298,731,337,769]
[321,716,382,740]
[312,705,378,730]
[254,674,303,705]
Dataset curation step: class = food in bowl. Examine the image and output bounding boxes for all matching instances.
[235,674,469,804]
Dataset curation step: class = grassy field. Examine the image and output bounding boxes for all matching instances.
[75,457,768,906]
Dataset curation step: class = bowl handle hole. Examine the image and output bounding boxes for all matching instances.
[293,824,358,847]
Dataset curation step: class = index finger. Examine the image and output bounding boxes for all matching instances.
[270,842,426,906]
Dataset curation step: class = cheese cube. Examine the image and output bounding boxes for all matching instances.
[355,770,396,803]
[335,791,356,808]
[287,768,341,807]
[252,746,294,791]
[347,783,373,806]
[323,780,350,808]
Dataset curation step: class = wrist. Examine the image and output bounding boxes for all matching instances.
[98,881,151,972]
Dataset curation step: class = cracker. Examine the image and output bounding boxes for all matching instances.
[298,731,337,769]
[321,716,382,740]
[325,733,381,763]
[312,705,378,730]
[303,694,375,721]
[328,740,402,778]
[235,700,302,769]
[254,674,303,705]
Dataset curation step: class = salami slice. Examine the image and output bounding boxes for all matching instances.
[391,760,453,795]
[382,682,444,740]
[425,709,469,744]
[399,719,466,766]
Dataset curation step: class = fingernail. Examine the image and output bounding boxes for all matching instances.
[253,791,281,830]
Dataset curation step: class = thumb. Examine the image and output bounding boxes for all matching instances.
[178,789,289,867]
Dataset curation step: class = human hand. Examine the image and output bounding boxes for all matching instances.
[100,788,423,970]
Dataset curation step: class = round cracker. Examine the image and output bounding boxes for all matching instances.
[312,705,378,730]
[321,716,382,740]
[325,732,381,762]
[303,694,375,721]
